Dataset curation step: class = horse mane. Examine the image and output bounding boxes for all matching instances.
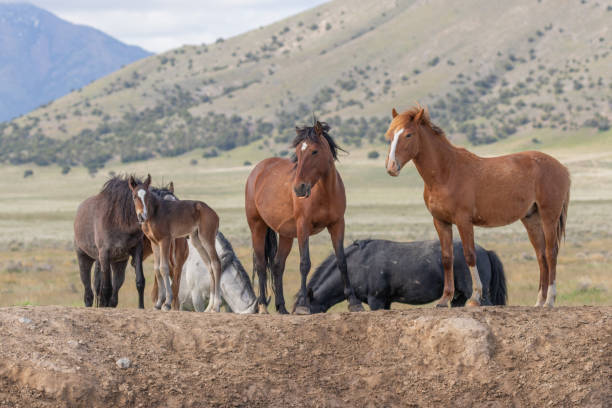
[99,175,140,227]
[400,105,446,138]
[216,232,255,296]
[291,118,344,163]
[99,175,176,227]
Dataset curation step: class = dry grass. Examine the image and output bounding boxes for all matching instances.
[0,142,611,310]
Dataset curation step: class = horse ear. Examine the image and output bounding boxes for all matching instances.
[392,108,398,118]
[295,126,301,135]
[314,121,323,136]
[144,174,151,189]
[414,106,428,124]
[168,181,174,194]
[128,176,137,191]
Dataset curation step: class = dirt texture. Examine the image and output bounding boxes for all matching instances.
[0,306,610,407]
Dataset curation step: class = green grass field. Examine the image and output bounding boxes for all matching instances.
[0,131,611,310]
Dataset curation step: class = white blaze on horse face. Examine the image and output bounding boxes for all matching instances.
[389,128,404,166]
[137,189,147,220]
[301,142,308,151]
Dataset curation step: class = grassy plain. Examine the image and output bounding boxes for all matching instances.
[0,129,611,310]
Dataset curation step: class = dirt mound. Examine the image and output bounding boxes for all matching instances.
[0,306,609,407]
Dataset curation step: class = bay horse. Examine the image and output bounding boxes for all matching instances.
[128,174,223,312]
[179,232,258,313]
[384,105,570,307]
[75,175,152,308]
[245,119,364,314]
[297,239,507,313]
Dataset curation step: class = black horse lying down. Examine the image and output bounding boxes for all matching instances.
[296,239,507,312]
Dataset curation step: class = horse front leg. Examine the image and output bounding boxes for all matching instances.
[294,224,312,315]
[159,239,173,311]
[132,241,146,309]
[328,219,364,312]
[110,259,127,308]
[456,220,482,307]
[152,243,165,310]
[433,218,454,307]
[98,249,113,307]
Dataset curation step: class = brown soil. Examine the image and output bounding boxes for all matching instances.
[0,306,610,407]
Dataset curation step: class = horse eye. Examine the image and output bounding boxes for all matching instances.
[312,150,318,155]
[406,133,412,138]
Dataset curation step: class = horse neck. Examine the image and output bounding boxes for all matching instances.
[310,257,345,312]
[318,160,340,196]
[412,129,457,187]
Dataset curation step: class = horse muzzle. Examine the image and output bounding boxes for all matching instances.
[293,183,311,198]
[137,213,147,223]
[386,160,400,177]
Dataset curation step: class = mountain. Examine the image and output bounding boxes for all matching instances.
[0,2,151,122]
[1,0,610,171]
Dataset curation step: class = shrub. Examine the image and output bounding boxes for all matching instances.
[367,151,380,159]
[23,169,33,178]
[190,159,198,166]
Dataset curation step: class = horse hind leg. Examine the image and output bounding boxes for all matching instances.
[540,211,561,307]
[76,249,95,307]
[521,211,549,306]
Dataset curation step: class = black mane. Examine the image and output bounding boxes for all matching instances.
[99,175,140,227]
[291,119,344,163]
[216,231,255,296]
[99,175,176,227]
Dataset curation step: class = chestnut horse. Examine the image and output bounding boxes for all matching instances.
[128,174,223,312]
[245,120,364,314]
[384,105,570,307]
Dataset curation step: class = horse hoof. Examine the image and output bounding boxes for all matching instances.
[293,306,311,315]
[466,299,481,307]
[277,305,289,315]
[258,304,269,314]
[435,301,450,308]
[162,304,171,311]
[349,303,365,312]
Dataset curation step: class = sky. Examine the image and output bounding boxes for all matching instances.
[4,0,329,53]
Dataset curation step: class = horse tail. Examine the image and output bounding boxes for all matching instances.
[261,227,277,303]
[94,260,101,308]
[557,189,570,250]
[487,250,507,306]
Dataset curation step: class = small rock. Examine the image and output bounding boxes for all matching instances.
[116,357,131,369]
[18,317,32,324]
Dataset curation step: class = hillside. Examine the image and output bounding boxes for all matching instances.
[0,3,151,122]
[1,0,610,171]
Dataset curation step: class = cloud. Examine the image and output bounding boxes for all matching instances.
[3,0,328,53]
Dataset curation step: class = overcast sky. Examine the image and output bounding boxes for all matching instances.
[5,0,328,53]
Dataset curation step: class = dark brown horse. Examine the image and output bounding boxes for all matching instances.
[129,174,223,311]
[384,105,570,307]
[245,119,364,314]
[74,176,149,307]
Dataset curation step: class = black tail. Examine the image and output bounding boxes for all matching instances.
[253,227,277,305]
[487,250,507,305]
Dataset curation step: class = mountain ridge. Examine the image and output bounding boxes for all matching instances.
[0,2,151,121]
[1,0,610,171]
